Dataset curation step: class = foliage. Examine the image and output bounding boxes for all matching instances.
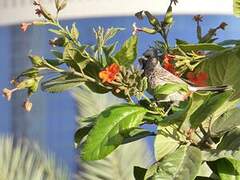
[0,135,69,180]
[72,87,152,180]
[3,0,240,179]
[234,0,240,17]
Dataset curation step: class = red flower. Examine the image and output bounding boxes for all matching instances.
[99,63,120,83]
[187,71,208,86]
[20,22,32,32]
[162,54,178,76]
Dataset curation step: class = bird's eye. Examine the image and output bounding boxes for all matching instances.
[138,57,147,69]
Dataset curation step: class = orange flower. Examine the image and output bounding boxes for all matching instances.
[162,54,178,76]
[99,63,120,83]
[20,22,32,32]
[187,71,208,86]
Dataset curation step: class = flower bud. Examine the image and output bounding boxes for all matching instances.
[141,27,157,34]
[28,55,44,66]
[55,0,68,12]
[22,99,33,112]
[20,22,32,32]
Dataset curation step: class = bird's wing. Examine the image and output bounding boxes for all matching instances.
[159,66,187,84]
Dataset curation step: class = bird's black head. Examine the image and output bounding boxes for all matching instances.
[143,48,158,59]
[139,48,159,70]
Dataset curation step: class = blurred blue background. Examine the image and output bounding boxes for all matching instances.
[1,15,240,173]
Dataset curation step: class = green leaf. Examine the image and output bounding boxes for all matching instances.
[74,86,152,180]
[189,91,233,129]
[154,126,181,161]
[102,43,117,57]
[195,177,216,180]
[114,35,138,67]
[48,28,65,36]
[143,113,164,124]
[202,127,240,161]
[218,40,240,46]
[180,92,210,131]
[85,82,110,94]
[63,43,90,70]
[45,59,64,66]
[122,128,154,144]
[144,162,159,180]
[199,46,240,100]
[216,158,240,180]
[176,39,189,45]
[233,0,240,17]
[41,74,84,93]
[211,108,240,137]
[162,101,191,126]
[145,146,202,180]
[63,43,77,60]
[17,68,39,78]
[83,62,101,79]
[81,104,147,160]
[104,27,124,42]
[154,83,188,97]
[51,50,63,59]
[178,43,225,52]
[134,166,147,180]
[196,162,214,179]
[218,127,240,151]
[74,124,94,148]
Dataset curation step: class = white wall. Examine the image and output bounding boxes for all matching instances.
[0,0,233,25]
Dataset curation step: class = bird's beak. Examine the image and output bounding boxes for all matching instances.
[138,56,147,69]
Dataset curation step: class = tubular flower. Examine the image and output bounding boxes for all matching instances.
[20,22,32,32]
[162,54,178,76]
[2,88,18,101]
[187,71,208,86]
[193,15,203,22]
[22,98,33,112]
[99,63,120,83]
[218,22,228,30]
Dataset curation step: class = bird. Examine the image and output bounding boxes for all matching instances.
[139,48,230,102]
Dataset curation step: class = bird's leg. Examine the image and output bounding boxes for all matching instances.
[164,101,179,116]
[164,103,174,116]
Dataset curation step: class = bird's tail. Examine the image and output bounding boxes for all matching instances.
[189,85,232,92]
